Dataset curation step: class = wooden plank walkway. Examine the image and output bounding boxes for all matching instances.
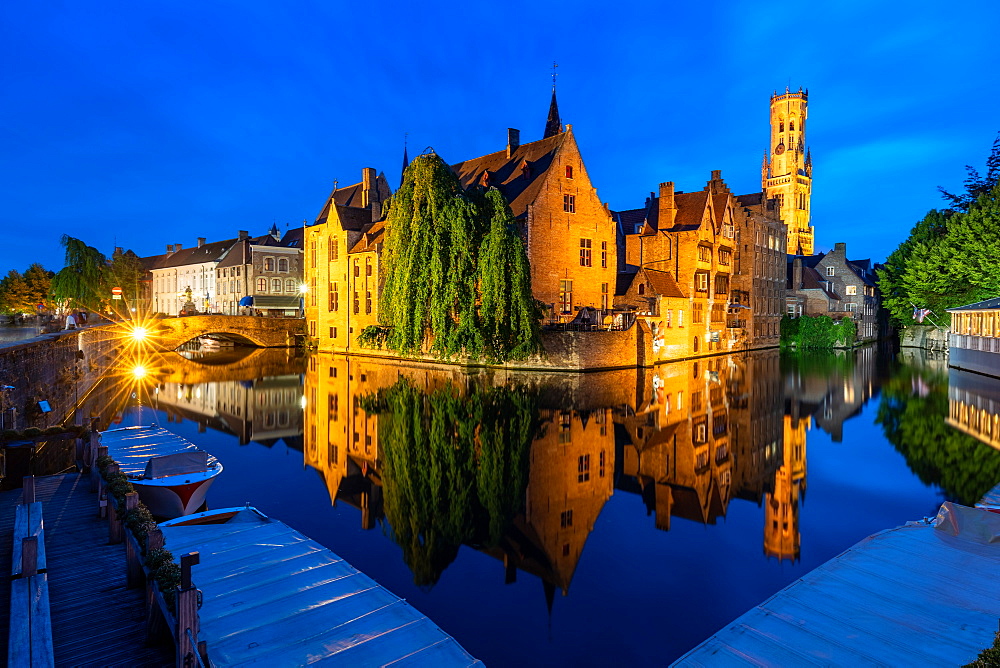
[1,473,172,667]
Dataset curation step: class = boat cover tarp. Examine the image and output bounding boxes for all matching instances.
[100,426,218,478]
[238,295,253,306]
[979,481,1000,509]
[160,513,483,667]
[144,451,209,479]
[674,502,1000,667]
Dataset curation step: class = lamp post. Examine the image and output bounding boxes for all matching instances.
[298,283,308,319]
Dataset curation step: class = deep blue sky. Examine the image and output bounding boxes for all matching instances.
[3,1,998,274]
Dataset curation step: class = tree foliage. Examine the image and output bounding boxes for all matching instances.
[51,235,107,310]
[780,314,856,349]
[875,365,1000,506]
[369,152,541,362]
[879,136,1000,327]
[0,263,54,314]
[361,379,538,586]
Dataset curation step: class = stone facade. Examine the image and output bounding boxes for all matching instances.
[216,227,304,316]
[786,242,882,342]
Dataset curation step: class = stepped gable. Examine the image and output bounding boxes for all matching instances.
[451,132,566,219]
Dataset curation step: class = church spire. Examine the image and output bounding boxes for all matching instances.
[544,62,562,138]
[400,133,409,187]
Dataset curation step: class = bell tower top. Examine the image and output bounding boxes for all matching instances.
[764,87,814,255]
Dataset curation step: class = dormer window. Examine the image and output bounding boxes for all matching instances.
[480,171,491,187]
[565,165,573,179]
[638,283,645,295]
[520,159,531,179]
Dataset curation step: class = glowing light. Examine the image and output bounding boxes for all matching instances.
[132,366,148,379]
[131,327,148,341]
[298,283,309,294]
[300,396,307,409]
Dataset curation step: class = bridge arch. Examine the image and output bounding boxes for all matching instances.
[148,315,303,352]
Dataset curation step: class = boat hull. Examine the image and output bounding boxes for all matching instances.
[132,467,221,518]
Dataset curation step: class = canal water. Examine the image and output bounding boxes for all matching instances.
[97,345,1000,666]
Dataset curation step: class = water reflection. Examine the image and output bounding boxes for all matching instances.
[876,358,1000,505]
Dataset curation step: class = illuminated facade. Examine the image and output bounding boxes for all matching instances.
[762,88,814,256]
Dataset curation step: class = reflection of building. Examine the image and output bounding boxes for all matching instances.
[946,367,1000,451]
[785,346,878,442]
[948,297,1000,378]
[764,415,807,561]
[154,375,303,447]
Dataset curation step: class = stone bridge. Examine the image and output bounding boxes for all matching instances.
[147,315,304,351]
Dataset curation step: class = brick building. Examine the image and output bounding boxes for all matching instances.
[785,242,882,342]
[614,171,785,359]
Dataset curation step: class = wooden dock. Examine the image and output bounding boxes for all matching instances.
[1,473,172,666]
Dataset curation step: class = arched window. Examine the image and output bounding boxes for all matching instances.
[778,119,784,133]
[264,257,274,272]
[789,119,796,132]
[366,257,372,276]
[638,283,645,295]
[272,278,282,292]
[278,258,288,272]
[693,336,699,352]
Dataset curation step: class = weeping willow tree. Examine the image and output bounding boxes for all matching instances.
[362,152,541,362]
[51,235,108,310]
[478,189,543,362]
[362,379,537,586]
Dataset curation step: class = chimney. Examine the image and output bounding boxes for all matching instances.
[197,237,206,248]
[507,128,520,158]
[238,230,248,240]
[659,182,677,228]
[711,169,721,180]
[793,257,803,290]
[834,242,847,255]
[166,244,174,254]
[174,243,183,252]
[115,246,123,255]
[361,167,376,208]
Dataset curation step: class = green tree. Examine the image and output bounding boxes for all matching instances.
[51,235,107,311]
[877,209,950,326]
[477,188,543,362]
[938,132,1000,212]
[0,270,29,314]
[368,152,541,362]
[22,263,53,312]
[107,248,145,305]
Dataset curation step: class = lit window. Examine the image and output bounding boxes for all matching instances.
[329,237,338,261]
[264,257,275,272]
[559,279,573,314]
[695,272,709,292]
[257,278,267,292]
[846,285,857,295]
[579,238,592,266]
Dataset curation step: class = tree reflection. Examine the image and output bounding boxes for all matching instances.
[362,380,538,586]
[876,365,1000,505]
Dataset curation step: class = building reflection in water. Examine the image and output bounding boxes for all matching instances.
[301,349,885,594]
[946,368,1000,451]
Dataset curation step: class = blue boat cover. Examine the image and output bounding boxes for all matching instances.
[238,295,253,307]
[160,510,483,667]
[100,426,220,478]
[674,502,1000,666]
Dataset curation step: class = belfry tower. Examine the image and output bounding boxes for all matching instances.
[763,88,813,255]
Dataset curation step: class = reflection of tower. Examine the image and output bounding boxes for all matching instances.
[764,415,808,561]
[763,88,813,255]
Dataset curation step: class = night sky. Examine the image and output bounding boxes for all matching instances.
[3,1,998,274]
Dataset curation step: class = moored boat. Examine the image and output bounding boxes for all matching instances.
[99,425,223,518]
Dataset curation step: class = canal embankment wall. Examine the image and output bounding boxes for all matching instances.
[900,325,950,352]
[0,325,122,430]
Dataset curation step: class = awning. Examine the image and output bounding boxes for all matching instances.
[238,296,254,307]
[252,295,300,309]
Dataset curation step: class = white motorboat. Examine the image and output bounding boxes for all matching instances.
[99,425,223,518]
[198,336,234,350]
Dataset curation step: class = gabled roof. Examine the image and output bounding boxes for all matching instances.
[280,227,303,248]
[787,264,839,300]
[947,297,1000,312]
[148,238,239,270]
[643,268,686,298]
[670,191,710,232]
[451,132,566,219]
[312,174,391,228]
[613,208,648,234]
[348,219,385,254]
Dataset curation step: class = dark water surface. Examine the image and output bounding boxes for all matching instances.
[103,345,1000,666]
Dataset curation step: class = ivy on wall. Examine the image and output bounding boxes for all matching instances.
[780,314,856,349]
